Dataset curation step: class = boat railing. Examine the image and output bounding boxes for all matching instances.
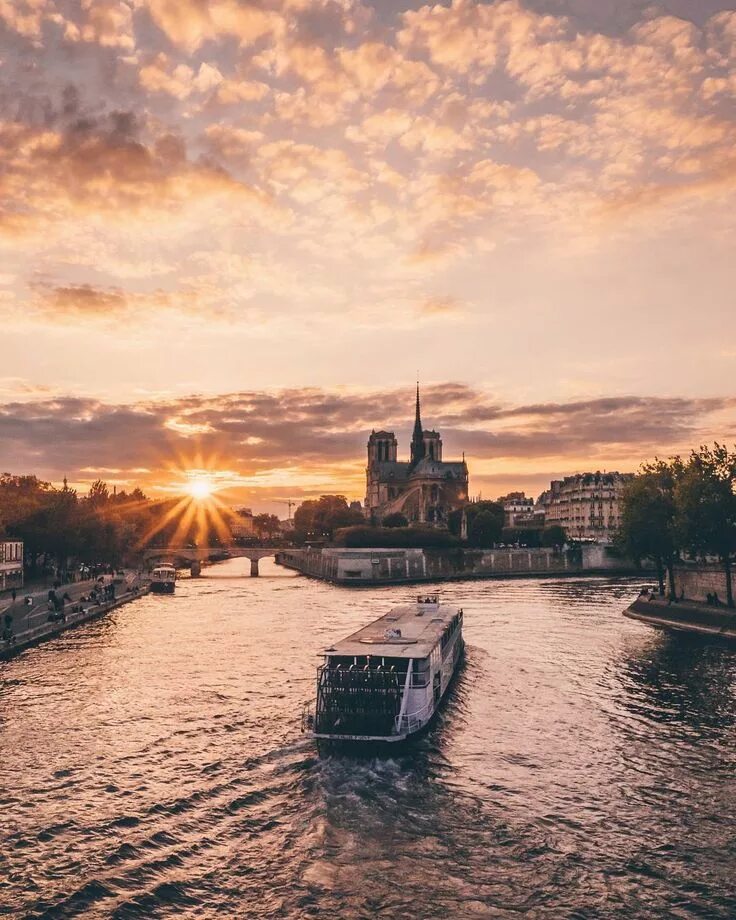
[408,672,430,689]
[319,665,429,689]
[394,697,434,734]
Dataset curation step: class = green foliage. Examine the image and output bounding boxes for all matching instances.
[617,459,680,595]
[0,473,162,572]
[253,513,281,538]
[501,526,542,547]
[448,500,504,544]
[675,444,736,606]
[293,495,364,540]
[541,525,567,549]
[382,512,408,528]
[468,510,502,547]
[333,525,461,549]
[618,446,736,604]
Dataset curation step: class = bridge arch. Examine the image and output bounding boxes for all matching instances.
[142,545,292,577]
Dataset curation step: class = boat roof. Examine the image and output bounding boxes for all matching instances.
[325,597,461,660]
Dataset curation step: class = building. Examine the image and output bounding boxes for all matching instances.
[537,472,633,542]
[365,385,469,527]
[230,508,255,540]
[499,492,535,527]
[0,540,23,591]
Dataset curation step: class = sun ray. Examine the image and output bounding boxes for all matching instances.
[138,495,191,547]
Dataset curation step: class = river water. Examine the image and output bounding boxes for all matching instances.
[2,559,735,919]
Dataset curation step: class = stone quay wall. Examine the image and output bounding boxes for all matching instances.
[277,544,641,585]
[672,565,729,603]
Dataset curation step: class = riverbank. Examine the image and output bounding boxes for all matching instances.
[624,596,736,641]
[277,544,645,585]
[1,575,150,661]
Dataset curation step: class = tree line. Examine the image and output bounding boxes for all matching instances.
[0,474,236,577]
[617,444,736,607]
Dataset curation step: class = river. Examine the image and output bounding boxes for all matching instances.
[1,559,735,918]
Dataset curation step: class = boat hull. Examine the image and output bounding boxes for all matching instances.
[150,581,175,594]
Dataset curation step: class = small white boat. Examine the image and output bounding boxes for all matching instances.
[308,595,464,744]
[150,564,176,594]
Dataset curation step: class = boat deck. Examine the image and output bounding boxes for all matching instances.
[325,598,461,659]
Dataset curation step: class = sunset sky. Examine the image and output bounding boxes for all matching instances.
[1,0,735,510]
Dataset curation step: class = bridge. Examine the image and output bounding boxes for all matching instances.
[143,545,297,577]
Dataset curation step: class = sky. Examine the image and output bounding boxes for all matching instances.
[0,0,735,510]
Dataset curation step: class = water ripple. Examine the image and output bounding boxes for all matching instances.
[2,560,735,918]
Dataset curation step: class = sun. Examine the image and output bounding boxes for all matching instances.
[186,476,214,500]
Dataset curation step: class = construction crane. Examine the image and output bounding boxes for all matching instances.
[274,498,297,523]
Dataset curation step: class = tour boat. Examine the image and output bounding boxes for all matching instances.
[307,595,464,744]
[150,564,176,594]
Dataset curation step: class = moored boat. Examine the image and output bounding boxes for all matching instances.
[307,594,464,744]
[150,564,176,594]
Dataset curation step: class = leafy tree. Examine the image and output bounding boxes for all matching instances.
[468,510,502,547]
[449,501,503,543]
[293,495,364,540]
[253,513,281,539]
[87,479,110,508]
[500,526,542,548]
[617,459,681,597]
[333,525,460,549]
[541,525,567,550]
[675,444,736,607]
[382,512,408,528]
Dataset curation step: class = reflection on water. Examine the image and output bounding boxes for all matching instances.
[1,560,735,918]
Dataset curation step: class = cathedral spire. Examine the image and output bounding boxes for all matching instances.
[410,381,425,466]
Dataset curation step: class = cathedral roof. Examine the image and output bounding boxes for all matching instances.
[408,458,467,480]
[372,461,409,479]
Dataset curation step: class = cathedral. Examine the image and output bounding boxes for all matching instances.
[365,386,469,527]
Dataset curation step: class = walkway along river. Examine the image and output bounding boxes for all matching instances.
[1,557,735,918]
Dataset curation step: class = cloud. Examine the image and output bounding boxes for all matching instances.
[34,283,129,317]
[1,386,733,506]
[419,295,464,316]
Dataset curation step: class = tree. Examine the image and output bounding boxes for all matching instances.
[293,495,364,540]
[617,459,681,597]
[500,526,542,548]
[333,525,460,549]
[87,479,110,508]
[541,525,567,550]
[449,501,503,543]
[675,444,736,607]
[382,512,408,528]
[253,513,281,539]
[468,511,502,547]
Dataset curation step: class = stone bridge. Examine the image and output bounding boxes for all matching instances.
[143,545,296,577]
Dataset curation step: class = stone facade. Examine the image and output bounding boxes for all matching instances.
[500,493,535,526]
[0,540,23,590]
[537,472,633,542]
[673,565,728,603]
[365,386,468,527]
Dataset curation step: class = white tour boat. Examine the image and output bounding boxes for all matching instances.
[150,564,176,594]
[308,595,464,744]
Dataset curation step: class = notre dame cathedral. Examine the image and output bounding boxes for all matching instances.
[365,385,469,527]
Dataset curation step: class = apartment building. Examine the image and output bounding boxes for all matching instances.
[536,473,633,542]
[0,540,24,590]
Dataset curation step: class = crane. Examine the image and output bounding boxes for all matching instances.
[274,498,297,523]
